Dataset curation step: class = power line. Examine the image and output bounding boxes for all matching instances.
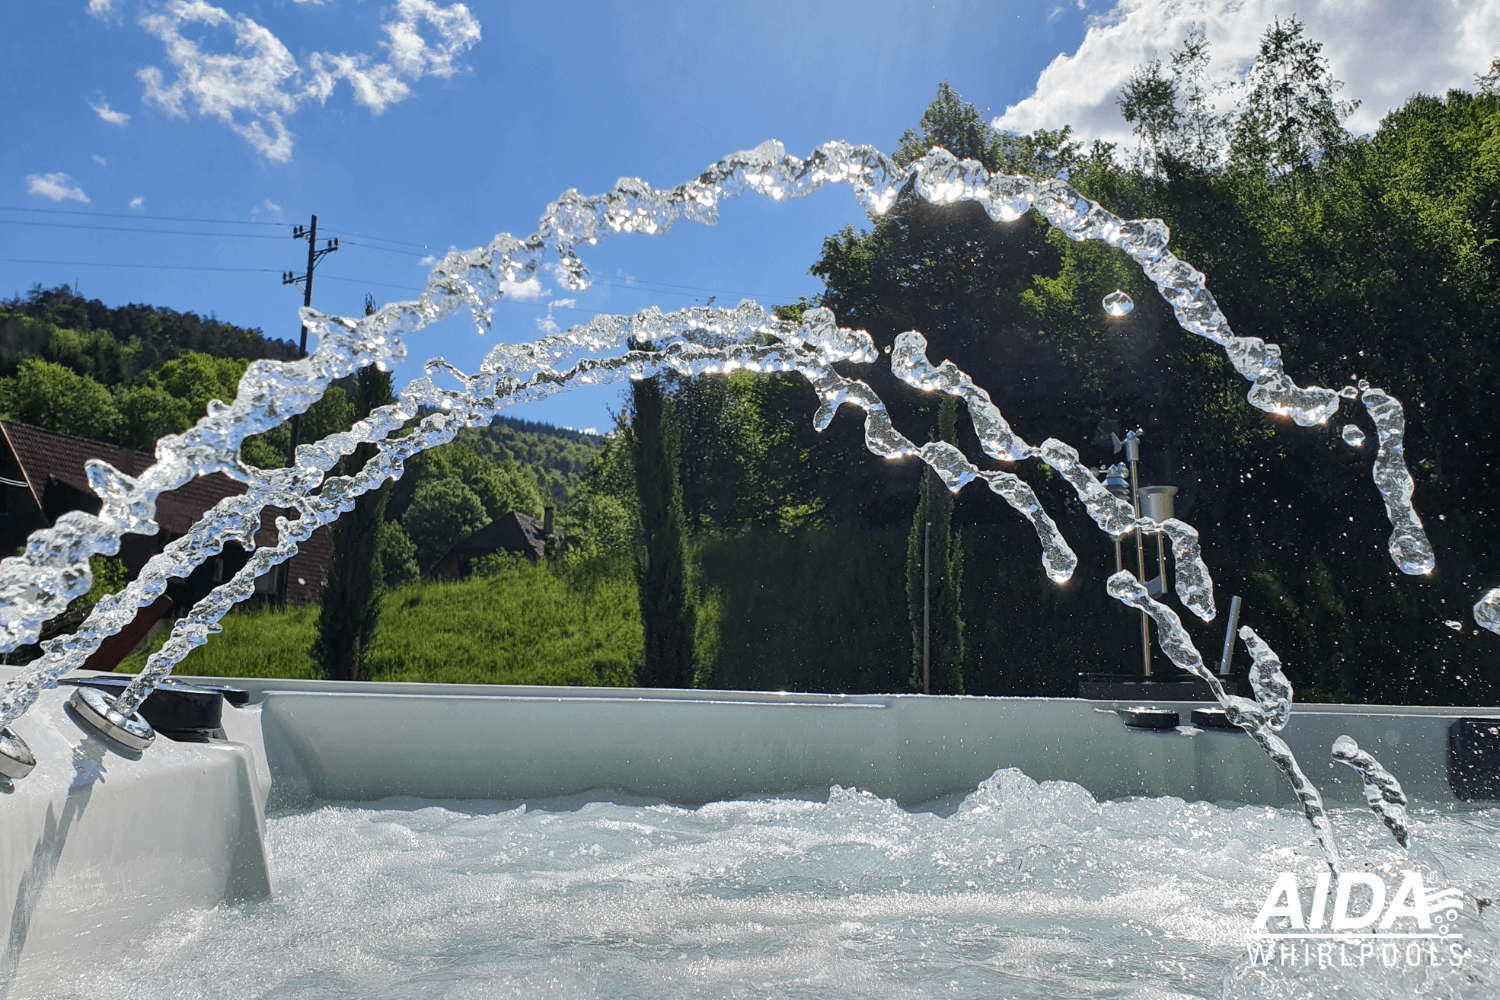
[316,274,425,293]
[0,219,288,239]
[0,204,285,226]
[339,240,433,257]
[0,257,278,274]
[320,227,434,250]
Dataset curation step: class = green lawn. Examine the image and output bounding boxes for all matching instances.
[117,557,642,686]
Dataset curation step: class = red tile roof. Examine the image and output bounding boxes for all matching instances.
[1,421,331,604]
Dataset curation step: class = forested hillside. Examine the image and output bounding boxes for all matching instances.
[0,285,605,574]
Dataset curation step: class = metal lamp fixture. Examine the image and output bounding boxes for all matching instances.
[1137,485,1178,599]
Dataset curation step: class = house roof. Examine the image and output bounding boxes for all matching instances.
[1,420,256,537]
[439,511,552,568]
[1,420,333,604]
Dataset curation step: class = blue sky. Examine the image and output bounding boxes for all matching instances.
[3,0,1494,431]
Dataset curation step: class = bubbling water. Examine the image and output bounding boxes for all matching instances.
[15,771,1496,1000]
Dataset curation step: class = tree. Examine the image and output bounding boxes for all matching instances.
[1171,26,1222,168]
[402,478,490,573]
[239,382,354,468]
[148,351,244,414]
[1119,28,1222,175]
[896,81,999,168]
[630,376,695,687]
[1476,58,1500,96]
[313,298,398,681]
[1119,58,1181,175]
[906,394,964,695]
[0,357,120,439]
[375,520,420,589]
[1228,17,1358,181]
[114,383,193,448]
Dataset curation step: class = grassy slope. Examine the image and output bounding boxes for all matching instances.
[118,558,641,686]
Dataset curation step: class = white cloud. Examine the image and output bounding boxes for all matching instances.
[90,100,130,126]
[548,297,577,309]
[497,276,546,301]
[92,154,108,167]
[137,0,481,161]
[536,315,560,334]
[306,0,482,113]
[129,196,145,209]
[88,0,116,19]
[994,0,1500,148]
[27,173,90,203]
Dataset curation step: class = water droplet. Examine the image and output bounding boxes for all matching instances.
[1338,385,1358,399]
[1102,290,1133,317]
[1476,588,1500,635]
[1444,620,1463,631]
[1341,424,1365,447]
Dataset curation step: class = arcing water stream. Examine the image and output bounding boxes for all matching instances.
[0,139,1473,870]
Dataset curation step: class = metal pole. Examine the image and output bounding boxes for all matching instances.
[1156,529,1169,593]
[923,517,931,696]
[1219,595,1243,675]
[1128,451,1152,677]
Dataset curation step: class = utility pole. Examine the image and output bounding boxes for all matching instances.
[282,215,339,463]
[276,215,338,602]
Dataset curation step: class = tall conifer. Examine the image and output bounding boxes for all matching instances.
[630,376,696,687]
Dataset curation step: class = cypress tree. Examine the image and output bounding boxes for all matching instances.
[312,298,396,681]
[906,394,965,694]
[630,375,696,687]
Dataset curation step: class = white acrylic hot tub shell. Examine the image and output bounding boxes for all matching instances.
[1,667,1495,992]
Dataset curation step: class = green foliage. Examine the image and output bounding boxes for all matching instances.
[906,394,965,694]
[630,377,696,687]
[0,284,295,383]
[459,415,604,507]
[1119,26,1221,174]
[313,363,397,681]
[0,358,121,439]
[895,81,998,168]
[1228,17,1358,180]
[114,383,193,448]
[401,477,490,571]
[367,559,639,685]
[375,520,421,590]
[696,524,910,693]
[240,383,354,468]
[121,604,324,680]
[799,70,1500,705]
[72,555,128,614]
[122,557,641,687]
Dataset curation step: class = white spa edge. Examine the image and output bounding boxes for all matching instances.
[1,665,1495,986]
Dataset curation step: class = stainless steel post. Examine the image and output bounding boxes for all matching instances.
[1126,442,1151,677]
[1219,595,1243,675]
